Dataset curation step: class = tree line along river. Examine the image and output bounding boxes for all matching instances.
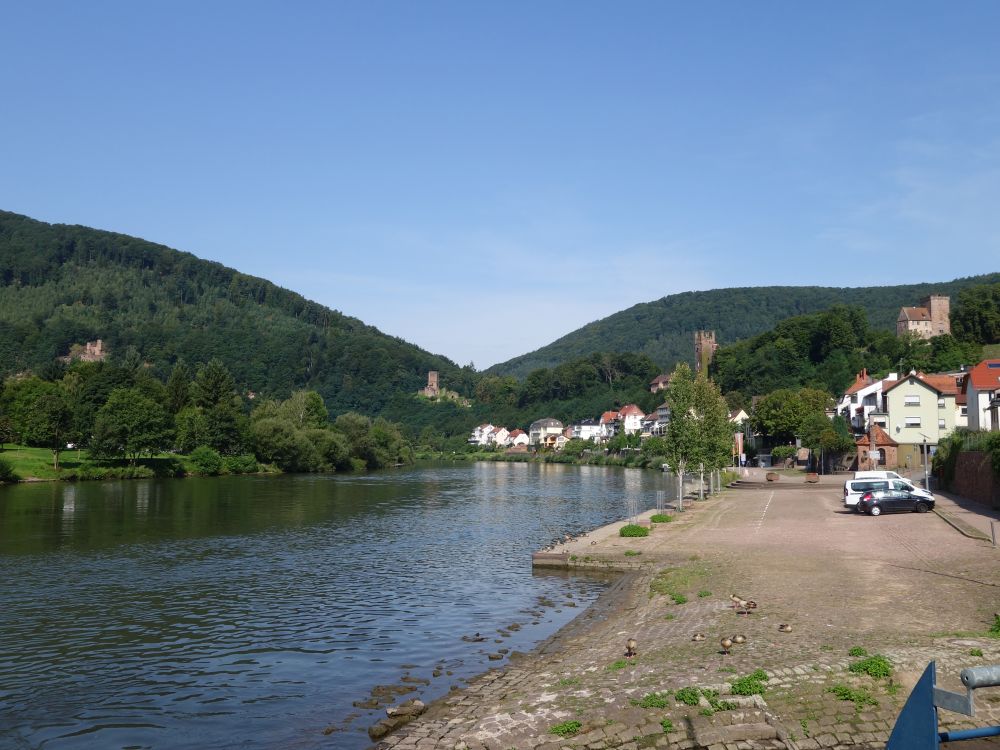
[0,462,674,749]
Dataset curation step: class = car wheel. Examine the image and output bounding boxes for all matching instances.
[870,505,882,516]
[915,502,929,513]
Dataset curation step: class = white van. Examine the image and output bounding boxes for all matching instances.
[854,470,903,480]
[843,477,932,511]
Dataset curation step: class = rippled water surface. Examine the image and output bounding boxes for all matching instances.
[0,462,669,749]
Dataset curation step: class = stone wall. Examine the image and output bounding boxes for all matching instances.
[952,450,1000,510]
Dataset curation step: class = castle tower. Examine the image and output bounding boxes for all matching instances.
[922,295,951,337]
[420,371,440,398]
[694,330,718,374]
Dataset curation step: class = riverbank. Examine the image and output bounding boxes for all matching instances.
[373,473,1000,750]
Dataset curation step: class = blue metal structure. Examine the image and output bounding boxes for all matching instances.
[887,661,1000,749]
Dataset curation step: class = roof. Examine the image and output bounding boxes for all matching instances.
[855,424,898,447]
[600,410,620,424]
[921,374,960,396]
[882,373,945,396]
[650,374,671,385]
[530,418,563,429]
[508,429,525,437]
[845,368,874,395]
[967,359,1000,391]
[618,404,645,417]
[899,306,931,321]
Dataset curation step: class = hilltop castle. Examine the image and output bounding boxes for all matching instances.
[694,330,718,374]
[896,295,950,339]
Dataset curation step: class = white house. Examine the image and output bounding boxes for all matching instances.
[618,404,646,435]
[529,418,565,447]
[488,426,511,447]
[468,423,495,445]
[599,410,620,440]
[571,418,603,442]
[836,369,900,432]
[964,359,1000,431]
[508,429,529,447]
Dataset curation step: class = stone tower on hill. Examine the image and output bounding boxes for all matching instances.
[694,330,718,374]
[896,295,950,339]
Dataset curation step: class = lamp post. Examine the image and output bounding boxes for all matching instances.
[922,436,929,490]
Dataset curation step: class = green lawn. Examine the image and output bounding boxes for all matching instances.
[0,444,90,480]
[983,343,1000,359]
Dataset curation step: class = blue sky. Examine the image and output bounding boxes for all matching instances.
[2,3,999,368]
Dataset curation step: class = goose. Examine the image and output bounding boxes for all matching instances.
[625,638,638,657]
[692,633,706,642]
[778,623,793,633]
[720,637,734,654]
[733,634,746,644]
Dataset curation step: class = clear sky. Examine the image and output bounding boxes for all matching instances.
[2,3,999,369]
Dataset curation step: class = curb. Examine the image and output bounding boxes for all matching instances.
[933,508,992,542]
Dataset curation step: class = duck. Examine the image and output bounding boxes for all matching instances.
[733,634,746,644]
[692,633,706,642]
[720,637,734,654]
[625,638,638,657]
[745,600,758,611]
[778,623,793,633]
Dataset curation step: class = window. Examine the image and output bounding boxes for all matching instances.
[905,416,921,427]
[937,398,945,408]
[938,419,946,429]
[904,395,920,406]
[961,406,968,416]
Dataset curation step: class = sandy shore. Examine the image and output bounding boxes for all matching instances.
[372,474,1000,750]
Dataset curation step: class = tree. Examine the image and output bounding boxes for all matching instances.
[663,363,698,475]
[191,359,237,409]
[952,282,1000,344]
[90,387,172,464]
[693,374,732,471]
[2,377,72,469]
[279,390,328,429]
[165,360,192,414]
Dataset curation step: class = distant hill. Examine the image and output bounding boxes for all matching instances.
[488,276,1000,379]
[0,210,473,415]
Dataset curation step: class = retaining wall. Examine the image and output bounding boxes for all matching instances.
[952,450,1000,510]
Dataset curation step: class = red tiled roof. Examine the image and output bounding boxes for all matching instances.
[855,424,898,447]
[600,410,619,424]
[508,429,525,437]
[618,404,645,417]
[921,374,960,395]
[899,306,931,321]
[883,373,944,396]
[845,369,873,395]
[967,360,1000,391]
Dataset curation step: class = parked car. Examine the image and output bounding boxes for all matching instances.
[858,486,935,516]
[854,470,904,480]
[844,478,932,512]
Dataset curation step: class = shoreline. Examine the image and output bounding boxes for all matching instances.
[371,477,1000,750]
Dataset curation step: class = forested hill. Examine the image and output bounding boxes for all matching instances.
[488,275,1000,379]
[0,210,472,414]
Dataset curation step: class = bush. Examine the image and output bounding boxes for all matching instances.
[650,513,673,523]
[660,718,673,732]
[189,446,223,475]
[619,524,649,537]
[674,687,701,706]
[730,670,768,696]
[848,647,868,657]
[0,457,19,482]
[223,454,259,474]
[549,720,581,738]
[637,692,671,708]
[828,684,878,709]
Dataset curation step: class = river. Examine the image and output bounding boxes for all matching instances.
[0,461,671,749]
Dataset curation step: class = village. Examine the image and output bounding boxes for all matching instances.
[466,295,1000,474]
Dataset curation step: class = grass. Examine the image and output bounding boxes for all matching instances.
[664,614,676,621]
[989,615,1000,638]
[670,593,688,605]
[660,718,673,733]
[624,550,642,557]
[650,513,674,523]
[650,563,709,602]
[607,659,636,671]
[697,590,712,598]
[0,444,88,480]
[970,648,984,657]
[549,720,582,738]
[674,687,701,706]
[828,684,879,710]
[849,655,893,679]
[556,677,580,687]
[848,646,868,657]
[620,524,649,537]
[635,691,672,709]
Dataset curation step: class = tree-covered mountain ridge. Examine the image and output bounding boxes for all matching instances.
[488,274,1000,379]
[0,210,473,414]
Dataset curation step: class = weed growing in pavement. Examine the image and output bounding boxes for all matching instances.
[828,684,878,710]
[624,550,642,557]
[664,613,676,621]
[886,680,900,696]
[990,615,1000,638]
[670,593,688,605]
[701,688,737,712]
[556,677,580,687]
[848,647,868,657]
[660,718,673,732]
[607,659,636,671]
[549,720,581,737]
[971,648,984,657]
[699,707,714,716]
[674,687,701,706]
[634,692,672,709]
[849,655,893,679]
[620,524,649,537]
[717,666,737,673]
[730,669,768,696]
[650,513,673,523]
[698,590,712,598]
[569,555,578,561]
[800,719,810,738]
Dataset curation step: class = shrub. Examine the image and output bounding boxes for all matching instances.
[849,655,892,679]
[660,718,673,732]
[189,446,223,475]
[670,593,688,605]
[0,457,19,482]
[971,648,984,657]
[224,454,259,474]
[828,684,878,709]
[989,614,1000,638]
[848,647,868,657]
[650,513,673,523]
[698,590,712,598]
[549,720,581,738]
[624,550,642,557]
[619,524,649,537]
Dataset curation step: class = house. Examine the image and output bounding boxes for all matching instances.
[570,418,603,442]
[508,429,530,447]
[649,374,671,393]
[896,295,950,339]
[836,369,900,433]
[964,359,1000,431]
[883,371,958,468]
[855,425,899,470]
[468,423,495,445]
[599,410,620,440]
[488,426,511,447]
[618,404,646,435]
[639,412,658,439]
[729,408,749,425]
[650,403,671,436]
[529,418,564,447]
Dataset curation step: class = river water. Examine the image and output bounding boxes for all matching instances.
[0,462,671,749]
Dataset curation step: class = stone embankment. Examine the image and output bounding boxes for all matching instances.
[374,472,1000,750]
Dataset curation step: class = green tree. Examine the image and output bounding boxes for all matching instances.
[693,374,732,471]
[952,282,1000,344]
[192,358,237,409]
[175,406,210,453]
[90,387,172,464]
[278,390,328,429]
[2,377,72,469]
[165,360,192,414]
[663,363,698,475]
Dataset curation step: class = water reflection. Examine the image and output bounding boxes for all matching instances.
[0,463,666,750]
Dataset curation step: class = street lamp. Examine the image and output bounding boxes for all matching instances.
[919,433,930,489]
